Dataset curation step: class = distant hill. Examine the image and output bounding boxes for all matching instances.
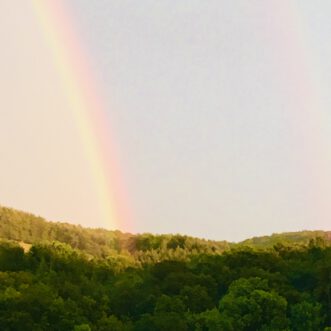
[0,205,330,260]
[0,206,229,261]
[239,230,331,248]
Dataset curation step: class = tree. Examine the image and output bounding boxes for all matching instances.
[0,241,25,271]
[218,277,289,331]
[180,285,213,313]
[290,300,325,331]
[73,324,91,331]
[154,295,185,313]
[96,315,131,331]
[198,308,224,331]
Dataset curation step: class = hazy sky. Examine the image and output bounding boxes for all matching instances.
[1,1,331,241]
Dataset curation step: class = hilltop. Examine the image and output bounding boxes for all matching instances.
[0,206,229,262]
[0,205,329,259]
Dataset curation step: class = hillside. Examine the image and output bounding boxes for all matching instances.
[240,230,331,248]
[1,205,331,330]
[0,206,229,262]
[1,206,330,257]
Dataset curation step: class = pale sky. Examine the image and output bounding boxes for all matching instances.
[1,1,331,241]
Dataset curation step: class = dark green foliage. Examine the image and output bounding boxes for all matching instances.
[1,206,331,330]
[0,241,25,271]
[218,277,289,330]
[290,300,325,331]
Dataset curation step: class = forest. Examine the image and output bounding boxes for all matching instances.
[1,206,331,330]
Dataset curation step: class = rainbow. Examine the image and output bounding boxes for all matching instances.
[272,2,331,224]
[31,0,131,231]
[29,0,331,235]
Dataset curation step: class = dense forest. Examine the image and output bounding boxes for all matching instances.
[1,206,331,330]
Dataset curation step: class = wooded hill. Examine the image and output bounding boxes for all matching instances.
[1,205,331,330]
[0,206,230,263]
[1,206,329,257]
